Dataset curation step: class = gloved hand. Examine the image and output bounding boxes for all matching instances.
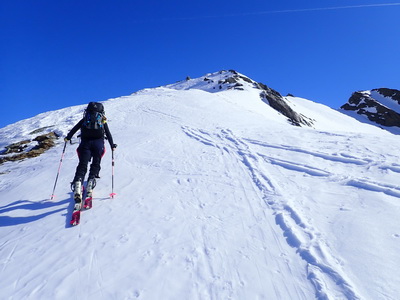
[64,137,70,142]
[112,144,118,150]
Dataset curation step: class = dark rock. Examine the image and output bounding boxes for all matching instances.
[341,89,400,127]
[373,88,400,103]
[219,77,238,85]
[3,140,31,154]
[256,83,313,127]
[237,75,253,84]
[260,89,314,127]
[0,132,59,165]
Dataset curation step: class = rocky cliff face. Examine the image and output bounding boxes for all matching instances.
[341,88,400,127]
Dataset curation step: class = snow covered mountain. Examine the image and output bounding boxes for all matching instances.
[341,88,400,133]
[1,71,400,299]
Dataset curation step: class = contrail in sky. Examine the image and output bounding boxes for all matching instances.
[146,2,400,22]
[254,2,400,15]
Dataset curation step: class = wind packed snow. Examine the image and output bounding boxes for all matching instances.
[1,71,399,300]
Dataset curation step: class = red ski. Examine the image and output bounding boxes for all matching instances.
[84,197,92,209]
[70,209,81,226]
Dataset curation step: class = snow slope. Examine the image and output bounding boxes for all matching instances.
[1,71,400,300]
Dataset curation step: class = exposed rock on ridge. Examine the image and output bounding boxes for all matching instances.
[0,131,59,165]
[341,88,400,127]
[257,83,314,127]
[201,70,315,127]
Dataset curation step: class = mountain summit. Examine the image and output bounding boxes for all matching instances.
[168,70,314,126]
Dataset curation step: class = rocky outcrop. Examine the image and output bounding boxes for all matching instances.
[341,88,400,127]
[0,132,59,165]
[375,88,400,102]
[216,70,314,127]
[257,83,314,127]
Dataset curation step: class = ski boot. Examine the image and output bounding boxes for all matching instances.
[70,180,83,226]
[84,178,96,209]
[73,180,83,210]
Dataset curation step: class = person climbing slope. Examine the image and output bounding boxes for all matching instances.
[64,102,117,208]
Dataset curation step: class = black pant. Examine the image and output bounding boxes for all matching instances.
[73,139,105,182]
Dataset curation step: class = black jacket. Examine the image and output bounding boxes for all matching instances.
[66,119,114,148]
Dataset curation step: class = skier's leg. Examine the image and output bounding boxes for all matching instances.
[73,140,91,183]
[88,139,105,180]
[72,141,91,204]
[68,141,90,218]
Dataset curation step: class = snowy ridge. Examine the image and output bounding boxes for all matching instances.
[1,72,400,299]
[166,70,256,92]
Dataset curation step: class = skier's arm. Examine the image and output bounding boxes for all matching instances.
[65,119,83,140]
[104,122,116,149]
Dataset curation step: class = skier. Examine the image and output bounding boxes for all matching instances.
[65,102,117,206]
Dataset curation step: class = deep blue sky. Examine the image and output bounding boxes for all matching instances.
[1,0,399,128]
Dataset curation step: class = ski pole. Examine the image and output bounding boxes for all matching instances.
[110,148,116,198]
[50,140,67,200]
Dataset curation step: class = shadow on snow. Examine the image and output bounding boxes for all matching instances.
[0,197,71,227]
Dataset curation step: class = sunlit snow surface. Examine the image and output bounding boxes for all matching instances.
[1,72,399,299]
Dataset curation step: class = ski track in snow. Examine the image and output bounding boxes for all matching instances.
[244,138,372,166]
[242,137,400,200]
[181,125,380,300]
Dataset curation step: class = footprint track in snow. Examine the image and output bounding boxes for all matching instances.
[182,126,362,299]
